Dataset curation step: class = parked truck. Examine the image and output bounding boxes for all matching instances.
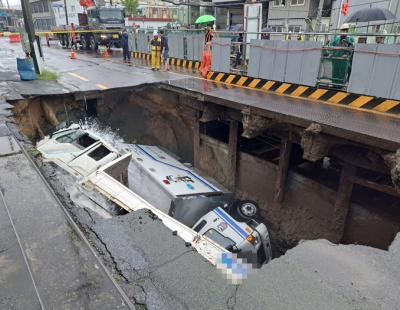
[55,3,125,50]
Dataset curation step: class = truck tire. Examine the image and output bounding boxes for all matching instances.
[236,200,259,220]
[81,35,90,50]
[89,35,98,51]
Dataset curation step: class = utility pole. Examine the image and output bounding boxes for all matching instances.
[21,0,40,73]
[63,0,69,25]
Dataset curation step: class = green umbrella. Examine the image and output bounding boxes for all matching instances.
[195,15,216,24]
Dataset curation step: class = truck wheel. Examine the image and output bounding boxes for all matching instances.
[89,36,98,51]
[236,200,259,220]
[81,35,89,50]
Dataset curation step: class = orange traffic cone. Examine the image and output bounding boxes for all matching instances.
[70,49,77,60]
[102,48,110,59]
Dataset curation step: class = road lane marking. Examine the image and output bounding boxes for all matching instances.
[96,83,108,90]
[68,72,89,82]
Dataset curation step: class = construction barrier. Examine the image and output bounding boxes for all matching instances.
[132,52,200,69]
[206,71,400,115]
[9,33,21,43]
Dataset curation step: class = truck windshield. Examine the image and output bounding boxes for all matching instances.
[99,9,123,22]
[204,229,235,250]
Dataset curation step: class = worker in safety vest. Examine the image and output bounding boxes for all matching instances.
[70,23,78,50]
[150,31,161,70]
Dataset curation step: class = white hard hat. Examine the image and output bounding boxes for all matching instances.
[340,23,350,30]
[153,30,158,36]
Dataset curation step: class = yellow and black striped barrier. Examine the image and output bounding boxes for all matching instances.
[206,71,400,115]
[132,52,200,69]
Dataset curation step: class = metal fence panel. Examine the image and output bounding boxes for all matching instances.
[369,44,400,98]
[137,33,150,53]
[348,44,378,95]
[211,37,231,73]
[186,35,193,60]
[272,40,288,82]
[248,39,263,78]
[168,34,178,58]
[390,57,400,100]
[285,41,304,84]
[169,33,184,59]
[128,33,136,52]
[259,40,276,80]
[299,41,322,86]
[188,34,203,61]
[348,44,400,99]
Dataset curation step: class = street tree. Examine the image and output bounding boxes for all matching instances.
[122,0,139,17]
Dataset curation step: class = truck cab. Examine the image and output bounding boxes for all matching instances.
[193,207,271,266]
[78,7,125,50]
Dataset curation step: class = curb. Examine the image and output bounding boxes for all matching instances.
[206,71,400,115]
[132,52,200,69]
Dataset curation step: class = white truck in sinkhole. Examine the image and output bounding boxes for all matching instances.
[36,124,272,266]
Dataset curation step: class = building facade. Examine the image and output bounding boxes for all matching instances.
[267,0,332,33]
[30,0,56,30]
[52,0,84,27]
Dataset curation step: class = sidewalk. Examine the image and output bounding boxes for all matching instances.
[0,99,133,309]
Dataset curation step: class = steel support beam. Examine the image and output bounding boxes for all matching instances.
[193,117,201,169]
[274,137,292,203]
[227,120,239,191]
[331,163,356,243]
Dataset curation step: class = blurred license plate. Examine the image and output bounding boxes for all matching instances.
[112,34,119,39]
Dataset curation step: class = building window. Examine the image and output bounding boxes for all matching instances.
[71,5,75,12]
[288,25,302,32]
[272,0,285,7]
[271,25,284,32]
[290,0,305,5]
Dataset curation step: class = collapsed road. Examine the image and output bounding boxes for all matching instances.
[1,37,400,309]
